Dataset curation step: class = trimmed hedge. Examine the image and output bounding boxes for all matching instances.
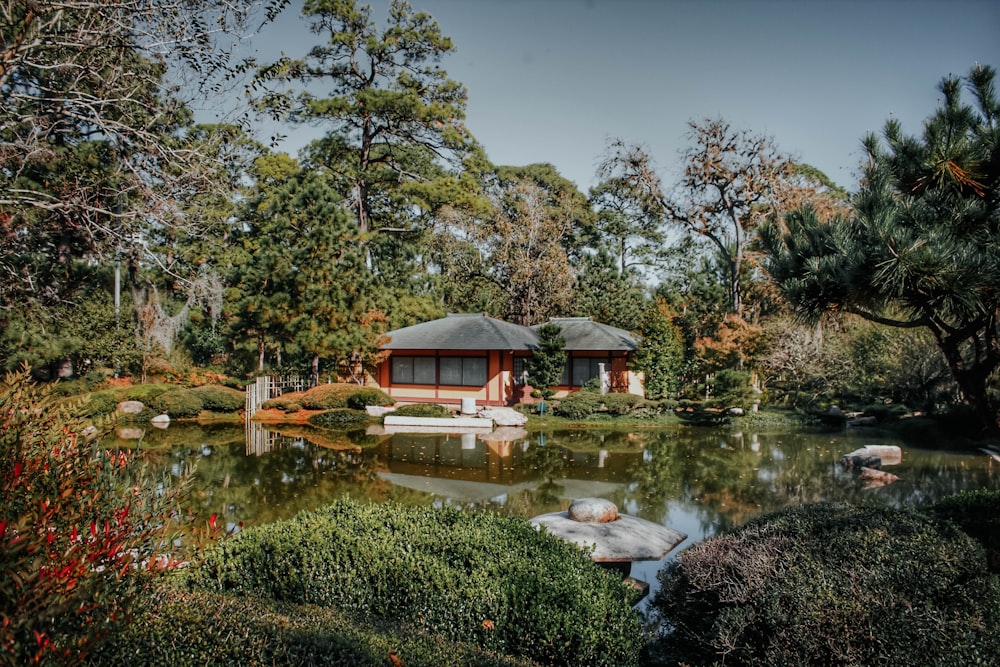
[190,384,245,412]
[186,499,643,667]
[925,489,1000,573]
[601,393,642,416]
[150,388,203,418]
[308,408,370,429]
[554,391,604,419]
[647,502,1000,666]
[346,387,394,410]
[389,403,451,418]
[300,384,364,410]
[90,584,538,667]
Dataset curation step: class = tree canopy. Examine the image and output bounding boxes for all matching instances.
[762,65,1000,433]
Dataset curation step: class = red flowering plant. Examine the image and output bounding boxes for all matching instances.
[0,368,187,665]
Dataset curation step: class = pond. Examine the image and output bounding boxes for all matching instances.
[105,420,1000,597]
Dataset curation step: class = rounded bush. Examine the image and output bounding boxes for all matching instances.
[300,384,360,410]
[150,388,203,418]
[81,390,119,417]
[190,384,245,412]
[601,392,642,416]
[390,403,451,418]
[308,408,369,428]
[648,502,1000,666]
[554,391,604,419]
[925,489,1000,573]
[187,499,643,667]
[94,585,536,667]
[345,387,395,410]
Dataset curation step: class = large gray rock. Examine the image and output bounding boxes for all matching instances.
[117,400,144,415]
[477,406,528,426]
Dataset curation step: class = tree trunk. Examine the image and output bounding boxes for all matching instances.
[936,329,1000,436]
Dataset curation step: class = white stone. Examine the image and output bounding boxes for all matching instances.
[151,413,170,426]
[477,407,528,426]
[117,400,144,414]
[568,498,620,523]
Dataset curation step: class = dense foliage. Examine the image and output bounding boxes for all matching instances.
[762,65,1000,433]
[186,499,644,667]
[526,323,567,400]
[90,585,539,667]
[0,370,183,665]
[647,502,1000,666]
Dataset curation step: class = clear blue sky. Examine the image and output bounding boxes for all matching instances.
[242,0,1000,193]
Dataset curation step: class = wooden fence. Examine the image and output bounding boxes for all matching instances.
[244,375,312,455]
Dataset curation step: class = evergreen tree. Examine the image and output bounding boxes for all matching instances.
[254,0,481,275]
[632,298,686,400]
[571,252,648,333]
[526,324,566,400]
[229,153,382,381]
[761,65,1000,434]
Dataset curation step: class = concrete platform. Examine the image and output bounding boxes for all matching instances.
[382,415,493,429]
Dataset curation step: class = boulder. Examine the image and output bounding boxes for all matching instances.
[477,406,528,426]
[117,400,144,415]
[841,450,881,469]
[150,414,170,429]
[567,497,620,523]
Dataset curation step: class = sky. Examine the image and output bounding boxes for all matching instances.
[236,0,1000,193]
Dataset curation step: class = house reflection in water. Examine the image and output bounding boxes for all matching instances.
[376,431,642,504]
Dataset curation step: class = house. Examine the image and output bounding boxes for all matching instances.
[373,313,641,407]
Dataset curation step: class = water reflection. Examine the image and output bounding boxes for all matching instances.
[106,422,1000,558]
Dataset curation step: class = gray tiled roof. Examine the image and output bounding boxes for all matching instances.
[534,317,638,351]
[382,314,639,352]
[382,314,538,350]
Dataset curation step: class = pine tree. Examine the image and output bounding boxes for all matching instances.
[526,324,566,400]
[762,65,1000,434]
[633,298,686,400]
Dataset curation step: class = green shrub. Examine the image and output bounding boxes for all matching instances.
[648,502,1000,666]
[261,394,298,410]
[92,583,537,667]
[707,368,756,410]
[925,489,1000,573]
[554,391,604,419]
[861,401,912,422]
[186,499,642,667]
[80,390,120,417]
[601,392,642,416]
[345,387,395,410]
[150,388,204,418]
[300,384,363,410]
[389,403,451,418]
[121,384,172,403]
[190,384,245,412]
[308,408,369,429]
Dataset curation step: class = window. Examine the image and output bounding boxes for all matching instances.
[513,357,529,385]
[439,357,487,386]
[391,356,487,386]
[570,357,608,387]
[391,356,436,384]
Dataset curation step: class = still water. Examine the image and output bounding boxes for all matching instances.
[107,421,999,590]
